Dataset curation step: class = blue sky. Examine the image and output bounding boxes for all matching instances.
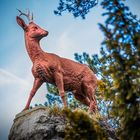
[0,0,140,139]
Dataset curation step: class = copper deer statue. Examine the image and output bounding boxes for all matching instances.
[16,10,98,112]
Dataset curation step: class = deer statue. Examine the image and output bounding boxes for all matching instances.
[16,10,98,112]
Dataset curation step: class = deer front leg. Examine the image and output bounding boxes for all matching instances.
[54,72,67,107]
[23,78,43,111]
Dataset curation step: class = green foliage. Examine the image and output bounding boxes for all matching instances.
[73,1,140,138]
[98,0,140,139]
[47,1,140,139]
[48,105,63,116]
[47,83,59,96]
[54,0,98,19]
[63,108,108,140]
[47,107,114,139]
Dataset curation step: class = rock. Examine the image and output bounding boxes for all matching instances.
[9,106,66,140]
[9,106,117,140]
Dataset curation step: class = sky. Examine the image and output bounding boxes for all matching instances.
[0,0,140,139]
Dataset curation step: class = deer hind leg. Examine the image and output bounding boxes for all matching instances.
[82,80,97,113]
[73,90,90,106]
[24,78,43,111]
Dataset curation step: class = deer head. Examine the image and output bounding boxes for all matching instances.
[16,9,48,41]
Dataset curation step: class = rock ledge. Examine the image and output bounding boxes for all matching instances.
[9,106,66,140]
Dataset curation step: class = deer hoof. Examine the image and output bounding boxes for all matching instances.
[22,108,29,112]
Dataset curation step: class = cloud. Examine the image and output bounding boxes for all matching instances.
[0,68,47,139]
[41,30,77,60]
[0,68,47,111]
[0,68,29,87]
[57,31,76,58]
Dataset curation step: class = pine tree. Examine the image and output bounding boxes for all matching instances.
[98,0,140,139]
[46,1,140,139]
[54,0,98,19]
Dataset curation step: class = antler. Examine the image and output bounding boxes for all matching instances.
[17,9,33,22]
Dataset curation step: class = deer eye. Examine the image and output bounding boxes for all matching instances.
[33,26,38,30]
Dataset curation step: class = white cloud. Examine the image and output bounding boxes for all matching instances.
[0,68,29,87]
[0,68,47,139]
[56,31,77,58]
[43,31,80,60]
[0,68,47,110]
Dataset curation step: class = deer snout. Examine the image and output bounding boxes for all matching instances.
[42,30,49,37]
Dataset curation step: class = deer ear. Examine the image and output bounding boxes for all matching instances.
[16,16,27,31]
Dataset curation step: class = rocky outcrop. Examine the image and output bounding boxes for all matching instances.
[9,106,117,140]
[9,106,66,140]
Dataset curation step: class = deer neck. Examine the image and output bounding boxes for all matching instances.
[25,35,45,62]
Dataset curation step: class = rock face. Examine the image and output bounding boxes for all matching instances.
[9,106,117,140]
[9,106,66,140]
